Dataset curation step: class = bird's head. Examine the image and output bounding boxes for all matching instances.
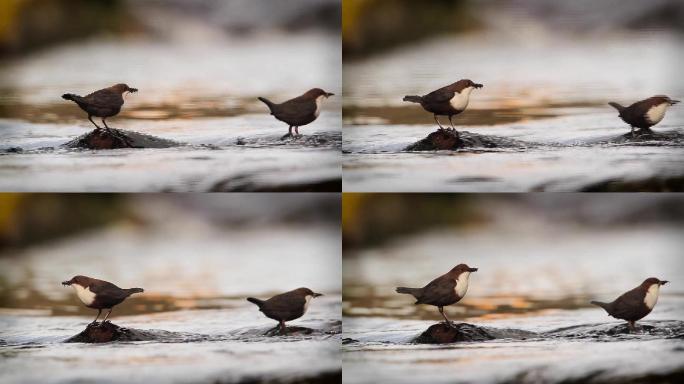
[304,88,334,100]
[112,83,138,94]
[296,287,324,298]
[62,275,93,288]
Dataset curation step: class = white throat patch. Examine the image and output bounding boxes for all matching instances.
[644,284,660,309]
[449,86,474,111]
[455,271,471,298]
[73,284,96,306]
[314,95,326,117]
[645,102,669,125]
[303,294,313,313]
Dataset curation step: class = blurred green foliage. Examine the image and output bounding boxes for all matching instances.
[0,0,136,56]
[343,193,485,250]
[343,0,480,58]
[0,194,126,252]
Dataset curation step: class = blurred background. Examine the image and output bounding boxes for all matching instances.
[342,0,684,193]
[342,193,684,383]
[0,0,342,192]
[0,193,341,383]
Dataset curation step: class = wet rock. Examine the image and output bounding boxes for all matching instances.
[62,127,180,150]
[64,322,157,343]
[4,147,23,153]
[413,322,496,344]
[210,177,341,192]
[610,128,684,144]
[580,175,684,192]
[405,129,530,151]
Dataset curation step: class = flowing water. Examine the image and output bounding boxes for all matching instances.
[0,200,342,383]
[343,32,684,192]
[342,207,684,383]
[0,33,341,192]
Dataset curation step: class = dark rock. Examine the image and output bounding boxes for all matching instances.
[601,128,684,145]
[580,175,684,192]
[405,129,530,151]
[5,147,23,153]
[413,322,496,344]
[64,321,157,343]
[210,177,341,192]
[62,127,180,150]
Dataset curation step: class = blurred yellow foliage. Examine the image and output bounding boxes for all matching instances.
[0,193,22,240]
[0,0,24,42]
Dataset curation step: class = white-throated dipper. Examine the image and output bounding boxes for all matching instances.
[608,95,679,136]
[247,287,323,333]
[62,83,138,132]
[403,79,483,135]
[396,264,478,327]
[62,275,144,324]
[257,88,334,137]
[591,277,668,331]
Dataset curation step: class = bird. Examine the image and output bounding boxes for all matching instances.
[591,277,668,331]
[247,287,323,334]
[396,264,478,327]
[62,83,138,132]
[257,88,334,137]
[62,275,144,325]
[403,79,483,136]
[608,95,679,136]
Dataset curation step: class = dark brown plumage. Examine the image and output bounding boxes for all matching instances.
[591,277,668,331]
[396,264,478,327]
[403,79,483,134]
[608,95,679,135]
[62,83,138,131]
[62,275,144,324]
[247,287,323,333]
[258,88,334,136]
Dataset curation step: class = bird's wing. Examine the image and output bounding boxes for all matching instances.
[422,87,456,104]
[88,279,128,299]
[83,89,124,108]
[263,291,306,317]
[609,287,643,319]
[626,99,654,120]
[275,96,316,121]
[418,275,457,304]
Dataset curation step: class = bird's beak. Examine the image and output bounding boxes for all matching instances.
[326,92,334,98]
[468,267,478,272]
[473,83,483,89]
[128,88,138,93]
[313,293,324,298]
[62,280,71,286]
[669,100,680,105]
[660,280,669,285]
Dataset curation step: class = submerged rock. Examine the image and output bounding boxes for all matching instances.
[610,128,684,145]
[64,322,157,343]
[405,129,529,151]
[413,322,496,344]
[62,127,180,150]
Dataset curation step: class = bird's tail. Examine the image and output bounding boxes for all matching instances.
[247,297,265,307]
[590,300,609,311]
[396,287,422,298]
[608,102,625,112]
[403,95,423,104]
[62,93,79,102]
[257,97,276,112]
[126,288,144,295]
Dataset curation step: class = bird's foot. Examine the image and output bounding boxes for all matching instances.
[280,133,293,141]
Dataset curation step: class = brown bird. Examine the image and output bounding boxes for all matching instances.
[258,88,334,136]
[396,264,478,327]
[591,277,668,331]
[62,275,144,324]
[403,79,483,135]
[609,95,679,136]
[62,83,138,131]
[247,287,323,333]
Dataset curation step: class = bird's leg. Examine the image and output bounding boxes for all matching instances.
[448,116,456,132]
[101,118,112,133]
[102,308,113,323]
[434,115,445,130]
[295,126,300,136]
[628,321,636,333]
[630,126,635,138]
[279,320,287,335]
[91,309,102,325]
[88,116,101,130]
[438,306,454,328]
[288,126,293,136]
